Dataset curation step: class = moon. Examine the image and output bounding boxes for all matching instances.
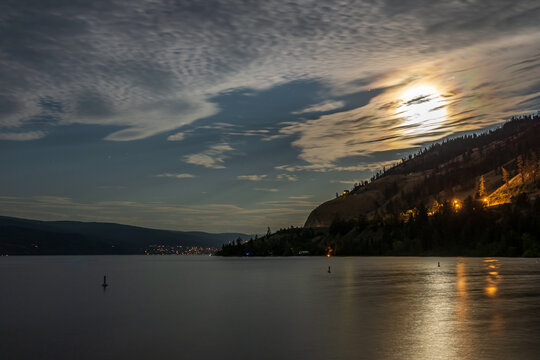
[396,84,447,135]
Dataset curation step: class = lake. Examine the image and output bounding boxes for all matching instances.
[1,256,539,359]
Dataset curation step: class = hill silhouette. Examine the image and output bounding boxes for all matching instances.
[219,114,540,257]
[0,216,248,255]
[305,114,540,227]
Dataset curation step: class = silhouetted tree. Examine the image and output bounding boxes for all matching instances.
[502,167,510,185]
[476,175,486,198]
[518,155,525,183]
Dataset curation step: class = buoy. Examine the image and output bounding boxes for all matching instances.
[328,266,331,274]
[102,275,108,288]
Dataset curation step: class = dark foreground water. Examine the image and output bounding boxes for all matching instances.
[1,256,540,360]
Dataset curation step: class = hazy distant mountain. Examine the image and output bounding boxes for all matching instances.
[0,216,249,255]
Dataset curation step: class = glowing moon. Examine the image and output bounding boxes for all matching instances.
[396,84,447,135]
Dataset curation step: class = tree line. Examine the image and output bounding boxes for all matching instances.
[218,194,540,257]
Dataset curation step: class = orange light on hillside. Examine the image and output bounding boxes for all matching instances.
[326,253,331,257]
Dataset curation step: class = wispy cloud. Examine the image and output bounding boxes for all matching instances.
[167,123,238,142]
[330,180,358,185]
[156,173,196,179]
[288,195,313,200]
[237,175,267,181]
[255,188,279,192]
[275,160,399,173]
[226,129,271,137]
[258,199,318,207]
[276,174,298,181]
[292,100,345,115]
[0,131,46,141]
[167,132,186,141]
[183,143,234,169]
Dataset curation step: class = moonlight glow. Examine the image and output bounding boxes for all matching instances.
[396,85,447,135]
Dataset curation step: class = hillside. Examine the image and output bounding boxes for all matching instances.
[0,216,248,255]
[305,114,540,227]
[218,114,540,257]
[219,195,540,257]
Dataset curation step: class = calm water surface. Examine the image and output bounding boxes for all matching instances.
[1,256,540,359]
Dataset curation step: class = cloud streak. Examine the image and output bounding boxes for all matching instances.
[156,173,196,179]
[0,131,46,141]
[292,100,345,115]
[237,175,267,181]
[255,188,279,193]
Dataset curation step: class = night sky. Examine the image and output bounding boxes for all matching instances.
[1,0,539,233]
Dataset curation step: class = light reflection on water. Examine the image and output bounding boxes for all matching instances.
[484,258,501,297]
[455,260,472,356]
[1,256,539,360]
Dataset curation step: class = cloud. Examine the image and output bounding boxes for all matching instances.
[270,36,540,168]
[102,98,219,141]
[292,100,345,115]
[237,175,267,181]
[255,188,279,192]
[275,160,399,173]
[167,123,238,142]
[330,180,358,185]
[1,0,539,144]
[183,143,234,169]
[167,132,186,141]
[155,173,196,178]
[258,199,318,207]
[74,91,115,118]
[0,131,46,141]
[288,195,313,200]
[226,129,271,137]
[276,174,298,181]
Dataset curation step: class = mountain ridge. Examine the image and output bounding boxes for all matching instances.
[218,114,540,257]
[0,215,249,255]
[305,114,540,228]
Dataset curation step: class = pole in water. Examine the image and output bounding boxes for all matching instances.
[102,275,108,288]
[328,266,331,273]
[438,261,440,267]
